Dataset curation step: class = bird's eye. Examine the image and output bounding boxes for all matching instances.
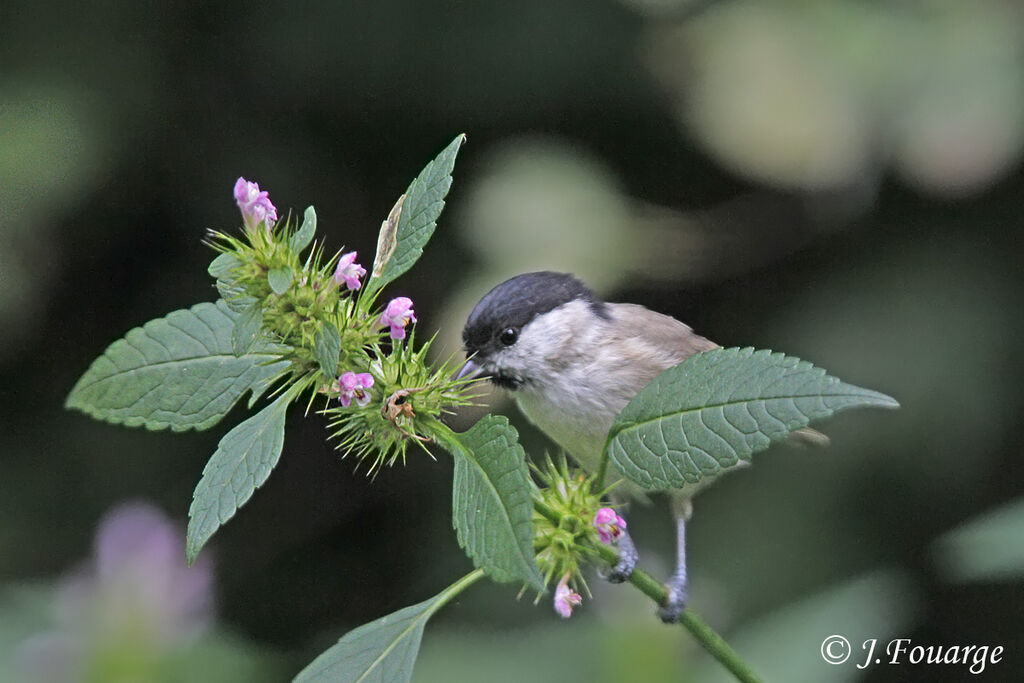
[499,327,518,346]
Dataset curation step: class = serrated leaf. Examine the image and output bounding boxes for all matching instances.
[65,300,289,432]
[232,300,263,356]
[268,267,293,295]
[290,206,317,253]
[217,279,258,312]
[365,134,465,294]
[186,391,291,564]
[447,416,544,590]
[294,571,482,683]
[606,348,899,491]
[209,252,243,280]
[314,321,341,378]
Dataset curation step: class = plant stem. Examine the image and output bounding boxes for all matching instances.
[534,500,763,683]
[432,418,760,682]
[430,568,486,616]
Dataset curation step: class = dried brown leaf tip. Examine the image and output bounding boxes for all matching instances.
[371,193,405,279]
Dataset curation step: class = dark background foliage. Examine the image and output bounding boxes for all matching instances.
[2,1,1021,681]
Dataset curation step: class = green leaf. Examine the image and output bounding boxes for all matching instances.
[934,497,1024,582]
[65,300,289,432]
[290,206,317,253]
[232,300,263,356]
[208,252,242,280]
[268,267,293,295]
[294,570,482,683]
[365,134,465,294]
[445,416,544,590]
[217,280,258,312]
[210,252,252,310]
[606,347,900,491]
[186,391,291,564]
[314,321,341,378]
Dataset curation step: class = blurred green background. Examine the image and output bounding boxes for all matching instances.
[1,0,1022,681]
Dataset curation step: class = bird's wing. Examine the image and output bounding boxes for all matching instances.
[606,303,829,448]
[606,303,718,366]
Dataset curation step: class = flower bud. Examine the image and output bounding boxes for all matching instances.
[233,177,278,231]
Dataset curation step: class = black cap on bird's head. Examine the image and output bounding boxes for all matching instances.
[459,271,606,389]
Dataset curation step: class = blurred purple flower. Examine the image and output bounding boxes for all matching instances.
[593,507,626,544]
[334,252,366,290]
[15,501,214,681]
[335,371,374,407]
[91,502,213,633]
[233,177,278,231]
[553,573,582,618]
[380,297,416,340]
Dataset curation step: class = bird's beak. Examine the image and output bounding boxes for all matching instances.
[455,359,484,381]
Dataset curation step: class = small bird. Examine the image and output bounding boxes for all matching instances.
[459,271,824,622]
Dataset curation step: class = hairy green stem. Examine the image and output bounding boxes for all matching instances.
[534,500,763,683]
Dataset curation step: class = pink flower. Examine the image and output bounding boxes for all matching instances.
[553,573,582,619]
[380,297,417,340]
[334,252,366,290]
[335,371,374,407]
[233,177,278,231]
[593,507,626,544]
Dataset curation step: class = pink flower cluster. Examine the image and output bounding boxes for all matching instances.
[334,252,366,290]
[380,297,417,339]
[593,507,626,544]
[233,177,278,231]
[335,371,374,407]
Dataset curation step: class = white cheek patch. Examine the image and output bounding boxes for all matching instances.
[491,300,595,385]
[495,301,624,456]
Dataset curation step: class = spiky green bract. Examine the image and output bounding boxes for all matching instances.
[208,216,372,361]
[323,332,479,473]
[531,455,608,594]
[207,205,479,474]
[207,215,390,391]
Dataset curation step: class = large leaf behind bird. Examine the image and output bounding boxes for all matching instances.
[606,348,899,490]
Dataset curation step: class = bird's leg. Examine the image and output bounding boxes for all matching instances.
[598,496,637,583]
[657,497,692,623]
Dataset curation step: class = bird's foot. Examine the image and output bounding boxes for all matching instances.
[656,579,687,624]
[598,530,637,583]
[658,498,690,623]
